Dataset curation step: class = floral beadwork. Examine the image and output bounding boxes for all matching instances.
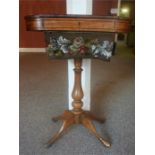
[47,36,114,60]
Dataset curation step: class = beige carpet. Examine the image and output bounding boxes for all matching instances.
[19,42,135,155]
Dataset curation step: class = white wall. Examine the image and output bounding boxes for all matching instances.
[67,0,92,15]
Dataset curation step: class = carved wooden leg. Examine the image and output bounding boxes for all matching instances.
[81,116,110,147]
[47,111,75,147]
[46,58,111,148]
[83,112,105,124]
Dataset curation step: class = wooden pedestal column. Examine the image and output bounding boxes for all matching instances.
[47,59,110,148]
[72,59,83,118]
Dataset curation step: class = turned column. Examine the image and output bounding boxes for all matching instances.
[72,58,84,117]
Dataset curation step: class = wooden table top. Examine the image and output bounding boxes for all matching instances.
[25,14,131,33]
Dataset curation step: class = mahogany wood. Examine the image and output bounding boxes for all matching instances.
[47,59,110,148]
[25,15,131,32]
[25,15,131,148]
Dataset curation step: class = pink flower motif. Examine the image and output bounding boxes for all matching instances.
[73,37,84,49]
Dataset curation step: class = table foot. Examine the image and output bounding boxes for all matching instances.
[47,111,75,147]
[48,110,110,147]
[81,114,110,147]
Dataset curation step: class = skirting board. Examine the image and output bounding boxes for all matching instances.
[19,48,46,52]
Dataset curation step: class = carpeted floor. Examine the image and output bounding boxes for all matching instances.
[19,42,135,155]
